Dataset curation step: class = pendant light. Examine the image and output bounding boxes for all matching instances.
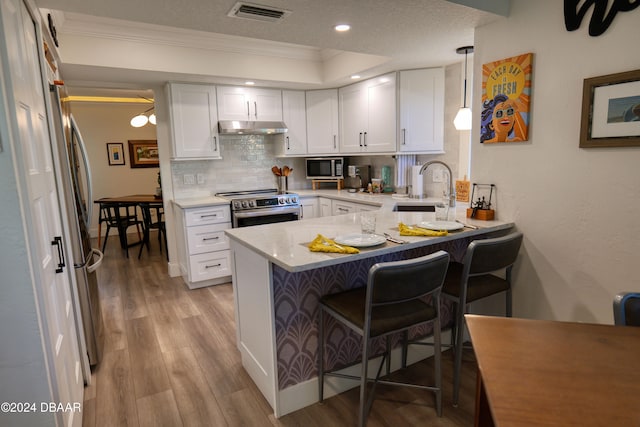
[130,96,156,127]
[453,46,474,131]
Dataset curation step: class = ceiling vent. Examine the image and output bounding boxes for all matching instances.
[227,2,291,23]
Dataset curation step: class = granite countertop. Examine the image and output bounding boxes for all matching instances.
[172,195,230,209]
[225,205,514,272]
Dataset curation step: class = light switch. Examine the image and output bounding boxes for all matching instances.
[183,174,195,185]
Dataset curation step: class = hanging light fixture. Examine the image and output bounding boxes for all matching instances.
[453,46,474,131]
[130,96,156,127]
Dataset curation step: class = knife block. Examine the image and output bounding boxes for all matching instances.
[466,208,495,220]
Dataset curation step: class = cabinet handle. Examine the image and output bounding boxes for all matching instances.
[300,205,304,218]
[246,101,250,119]
[286,136,290,150]
[200,213,218,218]
[363,131,367,147]
[51,236,66,274]
[402,128,406,145]
[359,132,363,147]
[205,263,222,269]
[338,207,348,212]
[333,135,336,149]
[202,236,220,241]
[213,135,218,151]
[254,101,258,119]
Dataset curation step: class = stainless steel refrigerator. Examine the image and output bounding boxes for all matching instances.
[49,83,105,370]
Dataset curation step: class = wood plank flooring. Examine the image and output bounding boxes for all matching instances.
[83,235,477,426]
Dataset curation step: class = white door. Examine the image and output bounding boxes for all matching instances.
[3,1,83,426]
[281,90,307,155]
[217,86,251,121]
[365,74,397,153]
[306,89,340,154]
[339,83,367,153]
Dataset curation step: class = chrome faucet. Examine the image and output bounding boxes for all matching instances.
[419,160,456,208]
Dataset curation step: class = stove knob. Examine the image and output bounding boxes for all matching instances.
[291,196,297,204]
[242,201,248,208]
[279,197,285,205]
[249,200,255,207]
[286,197,291,204]
[233,201,240,209]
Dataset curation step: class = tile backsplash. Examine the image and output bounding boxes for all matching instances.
[171,134,307,199]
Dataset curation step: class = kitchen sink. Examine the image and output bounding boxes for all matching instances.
[393,204,435,212]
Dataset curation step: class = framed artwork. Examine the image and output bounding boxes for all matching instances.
[579,69,640,148]
[480,53,533,144]
[106,142,125,166]
[128,140,159,168]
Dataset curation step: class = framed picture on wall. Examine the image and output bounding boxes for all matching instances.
[580,69,640,148]
[106,142,125,166]
[128,140,159,168]
[480,53,533,144]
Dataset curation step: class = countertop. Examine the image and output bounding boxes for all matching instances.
[225,205,513,272]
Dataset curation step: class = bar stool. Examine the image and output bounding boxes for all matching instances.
[441,231,523,406]
[318,251,450,427]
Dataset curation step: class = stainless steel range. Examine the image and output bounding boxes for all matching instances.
[215,189,301,228]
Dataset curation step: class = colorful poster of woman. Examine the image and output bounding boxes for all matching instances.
[481,53,533,143]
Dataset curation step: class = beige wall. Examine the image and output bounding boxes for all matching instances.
[70,102,159,237]
[472,0,640,323]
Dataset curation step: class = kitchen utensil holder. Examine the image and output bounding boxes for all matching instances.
[277,176,288,194]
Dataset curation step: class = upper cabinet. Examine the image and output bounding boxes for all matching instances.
[217,86,283,122]
[168,83,221,159]
[280,90,307,156]
[339,73,397,154]
[306,89,340,154]
[398,68,445,153]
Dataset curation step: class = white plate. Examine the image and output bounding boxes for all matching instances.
[419,221,464,231]
[334,233,387,248]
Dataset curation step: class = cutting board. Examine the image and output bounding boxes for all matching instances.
[456,175,470,202]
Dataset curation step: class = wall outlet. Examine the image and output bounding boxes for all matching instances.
[433,169,444,183]
[197,173,205,184]
[183,174,195,185]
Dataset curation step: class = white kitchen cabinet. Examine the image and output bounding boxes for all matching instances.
[399,68,445,153]
[217,86,283,122]
[339,73,397,154]
[168,83,221,159]
[174,204,232,289]
[300,197,318,219]
[319,197,332,217]
[332,199,358,215]
[280,90,307,155]
[306,89,340,154]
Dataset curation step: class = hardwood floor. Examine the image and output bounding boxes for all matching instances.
[83,235,477,426]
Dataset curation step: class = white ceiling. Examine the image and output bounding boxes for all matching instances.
[36,0,509,95]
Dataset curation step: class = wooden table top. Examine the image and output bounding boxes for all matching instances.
[466,315,640,426]
[95,194,163,204]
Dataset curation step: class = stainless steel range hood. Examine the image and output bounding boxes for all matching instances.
[218,120,288,135]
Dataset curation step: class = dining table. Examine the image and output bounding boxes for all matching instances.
[466,314,640,427]
[94,194,163,255]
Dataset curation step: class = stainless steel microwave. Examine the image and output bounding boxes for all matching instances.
[306,157,344,179]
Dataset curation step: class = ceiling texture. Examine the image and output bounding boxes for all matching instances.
[35,0,509,96]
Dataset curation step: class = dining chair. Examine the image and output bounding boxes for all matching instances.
[613,292,640,326]
[138,202,167,259]
[441,231,523,406]
[318,250,450,427]
[99,203,143,257]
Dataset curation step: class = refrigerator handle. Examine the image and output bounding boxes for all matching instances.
[71,115,94,227]
[86,248,104,274]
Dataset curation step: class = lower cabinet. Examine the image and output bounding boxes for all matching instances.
[319,197,332,217]
[300,197,318,219]
[174,203,232,289]
[331,199,380,215]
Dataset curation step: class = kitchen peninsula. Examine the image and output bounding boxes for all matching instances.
[225,206,514,416]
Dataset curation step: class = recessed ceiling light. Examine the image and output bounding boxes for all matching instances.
[245,81,255,85]
[334,24,351,32]
[350,75,361,79]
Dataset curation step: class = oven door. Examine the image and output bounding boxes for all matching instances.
[232,205,301,228]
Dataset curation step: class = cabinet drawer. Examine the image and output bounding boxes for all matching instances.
[189,251,231,282]
[187,223,230,255]
[185,205,230,226]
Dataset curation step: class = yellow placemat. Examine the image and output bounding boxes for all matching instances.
[398,222,448,237]
[307,234,360,254]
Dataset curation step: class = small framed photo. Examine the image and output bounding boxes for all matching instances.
[580,69,640,148]
[106,142,125,165]
[128,140,159,168]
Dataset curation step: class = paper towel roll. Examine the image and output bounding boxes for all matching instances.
[411,165,423,198]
